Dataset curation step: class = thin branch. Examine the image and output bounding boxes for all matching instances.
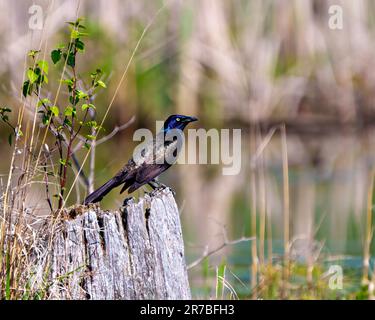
[88,127,96,193]
[72,116,135,153]
[95,117,135,145]
[187,236,255,270]
[42,152,53,212]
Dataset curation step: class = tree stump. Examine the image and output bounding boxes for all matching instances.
[45,189,191,300]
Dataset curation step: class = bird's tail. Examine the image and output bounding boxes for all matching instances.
[84,178,121,205]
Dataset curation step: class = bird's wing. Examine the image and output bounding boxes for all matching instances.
[123,163,170,194]
[135,163,170,185]
[119,131,183,193]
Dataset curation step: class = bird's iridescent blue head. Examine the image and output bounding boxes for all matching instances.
[161,114,198,133]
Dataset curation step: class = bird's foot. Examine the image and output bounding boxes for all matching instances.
[156,185,176,196]
[122,196,135,207]
[147,180,176,196]
[156,182,168,189]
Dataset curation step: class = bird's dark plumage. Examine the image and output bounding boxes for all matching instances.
[83,115,197,204]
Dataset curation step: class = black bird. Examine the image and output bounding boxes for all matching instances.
[84,114,198,204]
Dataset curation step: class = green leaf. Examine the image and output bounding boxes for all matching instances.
[69,95,79,105]
[33,67,41,75]
[96,80,106,88]
[78,32,89,37]
[51,49,62,64]
[86,134,96,140]
[64,118,72,127]
[64,106,75,117]
[22,80,32,97]
[37,98,51,107]
[76,90,88,99]
[50,106,59,117]
[90,69,102,79]
[81,103,95,111]
[38,60,49,74]
[85,121,97,128]
[84,143,90,150]
[28,50,40,58]
[36,74,47,85]
[42,114,49,125]
[27,69,38,84]
[61,78,74,86]
[70,29,80,39]
[59,159,72,167]
[67,52,75,67]
[75,39,85,51]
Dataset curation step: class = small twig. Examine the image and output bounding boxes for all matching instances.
[72,116,135,153]
[42,152,53,212]
[71,153,89,187]
[187,235,255,270]
[88,127,96,193]
[43,119,89,187]
[95,117,135,145]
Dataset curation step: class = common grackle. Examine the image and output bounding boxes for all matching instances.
[83,114,197,204]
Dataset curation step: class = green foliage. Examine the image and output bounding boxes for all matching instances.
[96,80,106,88]
[51,49,62,64]
[19,17,108,209]
[27,49,40,59]
[64,106,75,117]
[23,57,49,97]
[22,80,32,97]
[82,103,95,111]
[0,106,16,146]
[50,106,59,117]
[38,60,49,74]
[27,68,38,83]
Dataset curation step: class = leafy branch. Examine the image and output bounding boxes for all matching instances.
[21,18,108,210]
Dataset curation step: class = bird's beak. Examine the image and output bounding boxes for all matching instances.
[184,116,198,123]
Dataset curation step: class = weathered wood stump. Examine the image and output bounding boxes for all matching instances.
[45,189,191,300]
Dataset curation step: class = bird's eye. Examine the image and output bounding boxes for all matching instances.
[176,118,180,122]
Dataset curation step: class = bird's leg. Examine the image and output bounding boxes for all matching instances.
[148,179,176,195]
[148,179,167,190]
[122,196,134,207]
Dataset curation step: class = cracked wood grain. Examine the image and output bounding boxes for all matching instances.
[45,189,191,300]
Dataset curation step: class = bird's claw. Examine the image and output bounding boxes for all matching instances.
[160,185,176,196]
[122,196,134,207]
[150,185,176,196]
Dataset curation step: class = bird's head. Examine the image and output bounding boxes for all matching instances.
[162,114,198,132]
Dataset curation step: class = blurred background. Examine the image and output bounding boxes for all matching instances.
[1,0,375,299]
